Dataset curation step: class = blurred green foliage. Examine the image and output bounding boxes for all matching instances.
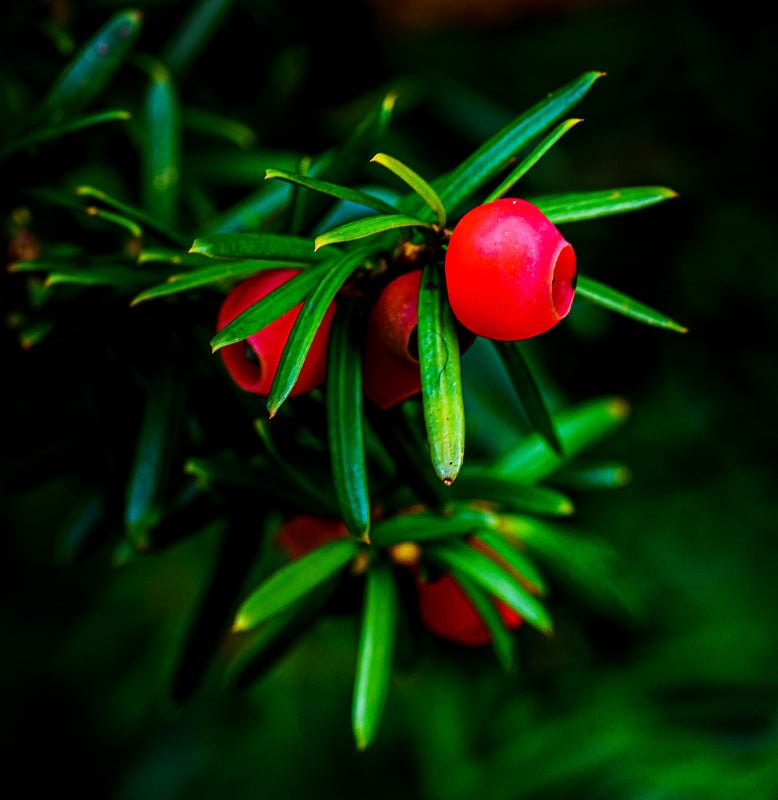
[2,0,776,798]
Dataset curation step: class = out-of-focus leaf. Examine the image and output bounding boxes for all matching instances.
[184,454,336,516]
[266,168,399,215]
[299,89,398,230]
[494,395,631,483]
[533,186,678,224]
[143,61,181,228]
[364,403,446,511]
[485,118,583,202]
[205,90,397,234]
[0,110,132,161]
[82,205,143,238]
[205,179,293,233]
[451,471,574,516]
[45,263,151,290]
[130,259,308,305]
[210,261,330,351]
[576,275,689,333]
[182,107,257,148]
[492,339,562,454]
[551,460,633,490]
[38,9,143,121]
[53,490,107,565]
[191,232,323,261]
[352,561,399,751]
[226,578,337,691]
[427,538,553,634]
[314,213,433,251]
[75,185,189,246]
[162,0,236,77]
[501,515,641,617]
[125,361,185,550]
[418,263,465,485]
[267,248,366,416]
[326,299,370,539]
[190,149,300,184]
[430,71,603,217]
[136,248,212,267]
[370,153,446,226]
[171,518,261,704]
[232,537,360,632]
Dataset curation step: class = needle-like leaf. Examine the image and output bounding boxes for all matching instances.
[352,562,399,751]
[417,263,465,484]
[233,538,360,633]
[326,299,371,540]
[576,275,688,333]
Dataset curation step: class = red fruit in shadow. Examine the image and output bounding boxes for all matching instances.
[415,538,524,646]
[445,198,576,341]
[216,268,335,397]
[363,269,474,410]
[275,514,349,561]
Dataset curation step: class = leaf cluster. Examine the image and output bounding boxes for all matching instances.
[3,6,686,751]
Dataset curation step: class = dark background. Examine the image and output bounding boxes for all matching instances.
[2,0,776,797]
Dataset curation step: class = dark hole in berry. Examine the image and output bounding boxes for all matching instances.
[408,328,419,361]
[244,342,259,365]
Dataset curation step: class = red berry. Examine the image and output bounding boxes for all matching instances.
[363,269,424,410]
[416,538,524,646]
[216,269,335,397]
[363,269,475,410]
[444,198,576,341]
[417,571,523,646]
[275,514,349,560]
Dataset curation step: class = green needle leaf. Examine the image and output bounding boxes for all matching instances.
[142,61,181,228]
[75,185,189,246]
[314,213,433,251]
[433,70,604,216]
[326,299,371,540]
[162,0,236,77]
[492,339,563,454]
[130,260,308,305]
[533,186,679,224]
[210,262,329,351]
[267,248,366,416]
[494,395,631,483]
[125,361,185,550]
[83,205,143,238]
[226,578,336,691]
[191,232,323,261]
[427,538,553,635]
[45,263,151,290]
[39,9,143,122]
[485,118,583,203]
[265,168,400,216]
[371,153,446,227]
[500,516,639,617]
[451,472,574,516]
[0,110,131,161]
[232,537,359,633]
[352,562,399,751]
[417,263,465,485]
[576,275,689,333]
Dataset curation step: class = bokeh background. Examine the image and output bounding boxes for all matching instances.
[2,0,776,797]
